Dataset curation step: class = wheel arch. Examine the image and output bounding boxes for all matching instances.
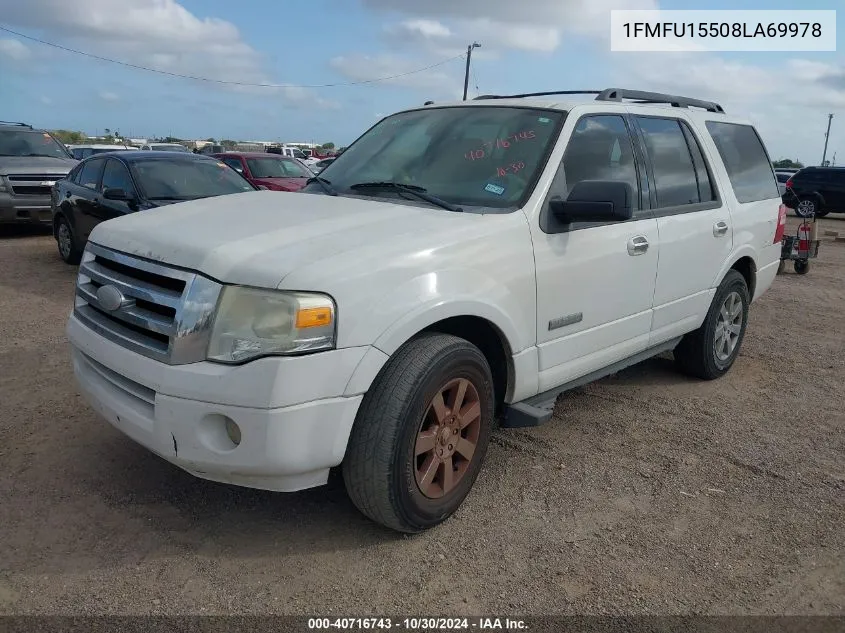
[51,208,67,238]
[808,191,827,207]
[729,255,757,300]
[711,249,758,299]
[345,308,519,412]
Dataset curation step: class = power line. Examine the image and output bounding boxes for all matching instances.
[470,63,480,98]
[0,24,465,89]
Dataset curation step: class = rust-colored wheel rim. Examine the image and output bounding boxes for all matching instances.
[414,377,482,499]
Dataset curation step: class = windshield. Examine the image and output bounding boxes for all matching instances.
[246,157,312,178]
[306,106,564,209]
[130,159,256,200]
[151,144,189,152]
[0,130,72,158]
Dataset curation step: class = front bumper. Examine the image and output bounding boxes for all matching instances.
[0,193,52,224]
[67,314,365,492]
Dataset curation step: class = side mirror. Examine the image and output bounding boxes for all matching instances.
[550,181,634,224]
[103,187,133,201]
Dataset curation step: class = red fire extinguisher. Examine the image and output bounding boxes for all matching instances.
[798,221,811,257]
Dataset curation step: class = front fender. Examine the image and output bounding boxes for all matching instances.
[349,267,535,356]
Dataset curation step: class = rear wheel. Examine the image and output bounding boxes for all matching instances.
[794,260,809,275]
[343,333,495,533]
[795,197,818,218]
[55,216,82,265]
[674,270,750,380]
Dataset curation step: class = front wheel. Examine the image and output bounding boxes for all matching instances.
[343,333,495,533]
[55,216,82,265]
[674,270,750,380]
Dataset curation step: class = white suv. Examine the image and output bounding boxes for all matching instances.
[67,89,785,532]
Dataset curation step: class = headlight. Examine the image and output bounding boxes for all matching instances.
[207,287,336,363]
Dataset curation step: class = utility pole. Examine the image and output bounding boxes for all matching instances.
[821,113,833,166]
[462,42,481,101]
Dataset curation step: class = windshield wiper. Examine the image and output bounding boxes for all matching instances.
[306,175,337,196]
[348,182,462,212]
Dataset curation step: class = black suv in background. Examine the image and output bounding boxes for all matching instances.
[51,151,257,264]
[0,121,77,225]
[783,167,845,217]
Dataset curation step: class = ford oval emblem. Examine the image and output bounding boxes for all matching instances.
[96,284,125,312]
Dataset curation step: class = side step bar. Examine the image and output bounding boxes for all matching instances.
[501,337,682,428]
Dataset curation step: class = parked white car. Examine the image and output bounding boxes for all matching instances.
[67,88,784,532]
[66,144,135,160]
[139,143,190,152]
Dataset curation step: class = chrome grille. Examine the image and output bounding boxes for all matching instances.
[8,174,65,196]
[74,243,222,364]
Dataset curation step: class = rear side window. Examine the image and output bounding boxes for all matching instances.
[77,158,105,190]
[705,121,778,203]
[636,117,701,208]
[221,157,244,173]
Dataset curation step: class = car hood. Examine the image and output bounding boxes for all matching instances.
[0,155,77,175]
[252,176,307,190]
[88,190,492,289]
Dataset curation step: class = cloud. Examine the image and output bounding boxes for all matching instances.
[329,53,462,95]
[366,0,657,49]
[384,17,559,55]
[99,90,120,102]
[399,19,452,39]
[1,0,328,107]
[617,54,845,161]
[0,38,31,61]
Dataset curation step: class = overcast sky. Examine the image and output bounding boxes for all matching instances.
[0,0,842,163]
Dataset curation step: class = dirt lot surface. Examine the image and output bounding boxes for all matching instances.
[0,217,843,616]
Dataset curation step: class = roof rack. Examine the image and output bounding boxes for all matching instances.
[474,91,602,100]
[596,89,724,113]
[472,88,724,113]
[0,120,33,128]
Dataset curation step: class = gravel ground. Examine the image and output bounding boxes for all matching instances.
[0,217,842,616]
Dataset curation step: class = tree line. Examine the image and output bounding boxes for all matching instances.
[49,129,338,151]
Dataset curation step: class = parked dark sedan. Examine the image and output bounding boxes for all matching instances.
[51,151,257,264]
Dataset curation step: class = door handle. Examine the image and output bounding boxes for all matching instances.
[713,221,729,237]
[627,235,649,256]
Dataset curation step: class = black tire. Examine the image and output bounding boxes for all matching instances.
[795,196,818,218]
[55,215,83,265]
[794,260,809,275]
[343,333,495,533]
[674,270,750,380]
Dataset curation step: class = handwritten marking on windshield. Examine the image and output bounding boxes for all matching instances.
[495,161,526,177]
[465,130,537,161]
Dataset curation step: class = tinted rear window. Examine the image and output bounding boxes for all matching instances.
[705,122,778,203]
